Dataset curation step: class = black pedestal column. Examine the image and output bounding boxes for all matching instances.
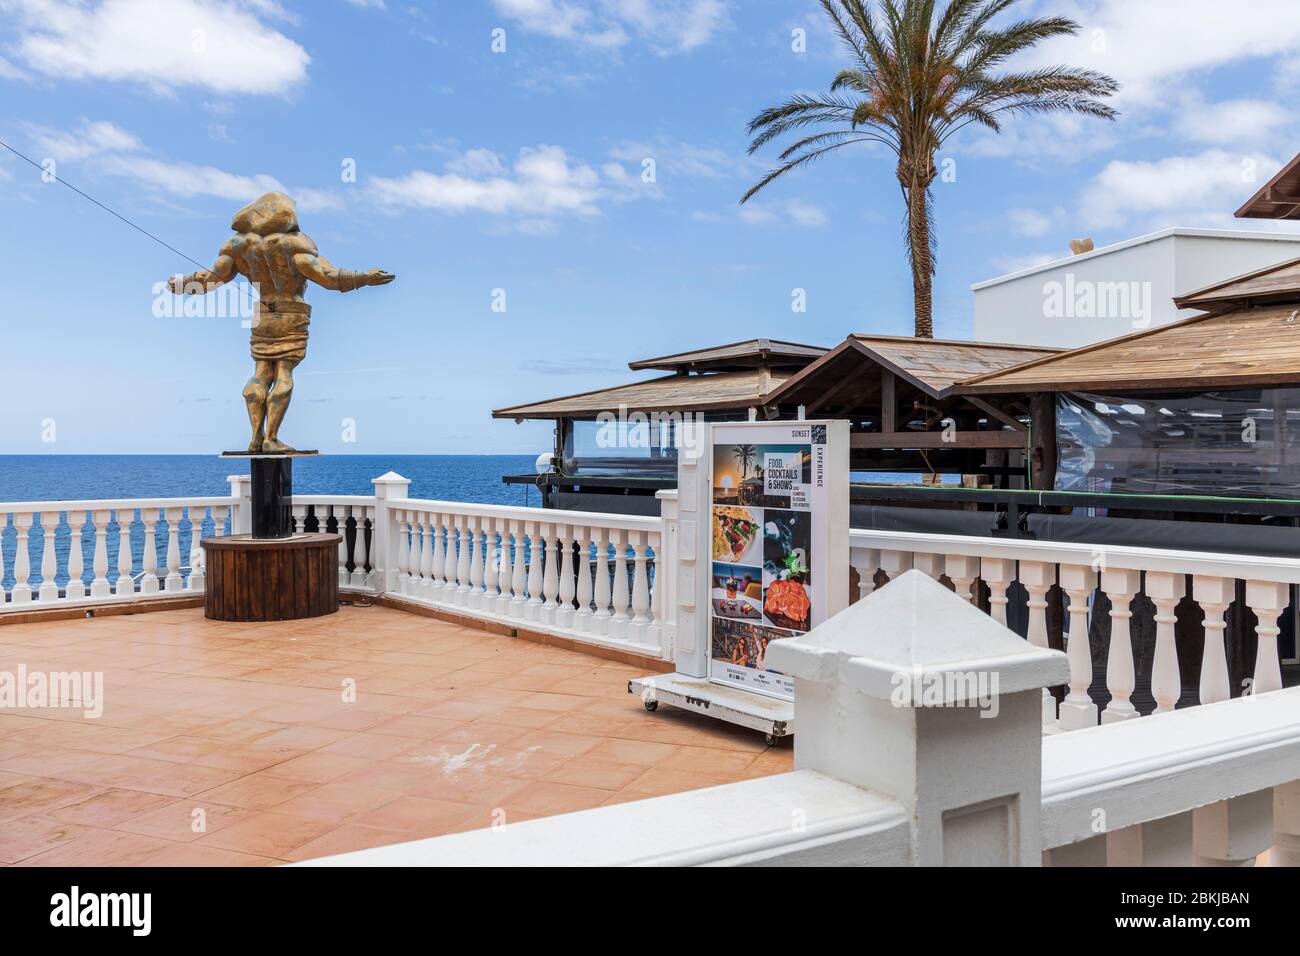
[249,457,293,539]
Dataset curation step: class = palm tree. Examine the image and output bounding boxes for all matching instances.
[734,443,758,479]
[743,0,1118,337]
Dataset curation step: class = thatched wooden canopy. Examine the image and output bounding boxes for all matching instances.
[763,334,1058,455]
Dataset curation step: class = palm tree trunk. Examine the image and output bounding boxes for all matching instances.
[907,184,934,339]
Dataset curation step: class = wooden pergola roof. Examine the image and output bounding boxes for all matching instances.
[492,368,796,420]
[1173,254,1300,310]
[960,305,1300,394]
[627,338,826,372]
[765,334,1059,410]
[1237,152,1300,219]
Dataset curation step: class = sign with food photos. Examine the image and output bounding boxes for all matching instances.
[708,421,833,700]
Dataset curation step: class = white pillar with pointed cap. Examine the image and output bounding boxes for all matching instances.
[765,569,1069,866]
[372,471,411,594]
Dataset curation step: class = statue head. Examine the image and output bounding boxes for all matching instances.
[232,192,299,236]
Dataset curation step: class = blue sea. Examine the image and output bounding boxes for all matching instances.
[0,455,540,506]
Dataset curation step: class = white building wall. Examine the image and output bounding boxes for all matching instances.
[973,228,1300,349]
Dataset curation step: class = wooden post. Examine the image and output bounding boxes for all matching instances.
[1029,392,1057,491]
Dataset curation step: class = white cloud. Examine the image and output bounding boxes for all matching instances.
[610,137,749,179]
[1020,0,1300,109]
[1079,149,1282,231]
[0,0,310,95]
[490,0,728,53]
[700,198,827,228]
[23,118,342,211]
[1007,207,1055,238]
[1172,95,1288,145]
[371,145,651,225]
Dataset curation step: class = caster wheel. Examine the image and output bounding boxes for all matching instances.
[764,733,779,747]
[644,700,659,712]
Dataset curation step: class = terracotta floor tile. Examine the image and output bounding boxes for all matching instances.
[0,777,101,823]
[18,830,175,867]
[114,800,255,843]
[500,780,614,817]
[0,604,788,865]
[260,751,373,784]
[625,766,736,797]
[196,811,337,858]
[272,783,401,825]
[45,788,175,827]
[354,795,479,833]
[0,815,93,864]
[197,773,319,810]
[281,823,419,862]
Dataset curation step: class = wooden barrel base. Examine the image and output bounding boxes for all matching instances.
[202,532,340,622]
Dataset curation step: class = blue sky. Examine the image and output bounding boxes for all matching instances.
[2,0,1299,455]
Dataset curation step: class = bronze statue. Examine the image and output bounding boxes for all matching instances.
[168,192,394,453]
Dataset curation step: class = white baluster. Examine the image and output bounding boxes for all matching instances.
[480,521,498,608]
[509,520,526,616]
[1101,568,1140,723]
[1145,571,1182,713]
[350,509,368,588]
[188,506,206,593]
[466,517,483,607]
[418,511,434,600]
[37,511,59,602]
[879,549,912,586]
[362,506,378,590]
[429,513,447,598]
[1274,782,1300,867]
[65,510,86,601]
[554,525,574,627]
[89,509,111,599]
[1246,579,1287,696]
[11,512,33,604]
[395,510,411,596]
[980,557,1014,627]
[115,508,135,597]
[912,551,944,583]
[1019,560,1057,726]
[212,505,228,537]
[649,530,664,629]
[1058,564,1097,731]
[591,527,611,634]
[291,503,307,534]
[536,523,558,624]
[455,517,472,598]
[1193,790,1274,867]
[573,525,593,629]
[524,521,544,620]
[944,554,979,604]
[334,505,350,590]
[0,513,9,604]
[495,518,512,614]
[630,531,651,625]
[610,529,630,637]
[164,506,184,593]
[140,508,160,595]
[851,547,882,602]
[1193,575,1232,706]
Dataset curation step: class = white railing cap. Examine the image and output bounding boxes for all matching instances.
[765,570,1069,704]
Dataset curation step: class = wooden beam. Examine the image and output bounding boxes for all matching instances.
[807,366,870,414]
[964,395,1028,432]
[850,431,1026,450]
[1029,394,1057,490]
[881,371,897,433]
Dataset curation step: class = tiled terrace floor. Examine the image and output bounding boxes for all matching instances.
[0,605,791,866]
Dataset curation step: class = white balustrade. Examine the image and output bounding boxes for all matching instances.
[0,495,232,612]
[851,527,1300,734]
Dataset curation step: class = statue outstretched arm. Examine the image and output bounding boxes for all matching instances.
[292,252,395,292]
[168,254,236,293]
